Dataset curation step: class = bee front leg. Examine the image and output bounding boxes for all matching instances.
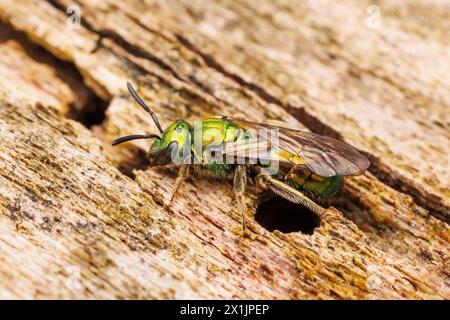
[166,163,189,207]
[233,165,248,235]
[257,174,325,220]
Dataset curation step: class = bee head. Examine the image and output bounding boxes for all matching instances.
[111,83,192,166]
[149,120,192,166]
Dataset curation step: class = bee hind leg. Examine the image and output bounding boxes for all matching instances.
[233,165,248,235]
[257,174,325,220]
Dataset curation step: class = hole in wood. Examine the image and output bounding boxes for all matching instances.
[0,22,110,129]
[255,196,320,235]
[69,94,109,128]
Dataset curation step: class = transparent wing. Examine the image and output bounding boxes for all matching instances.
[220,116,370,177]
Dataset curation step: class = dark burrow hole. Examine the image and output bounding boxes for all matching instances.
[255,196,320,235]
[0,21,109,128]
[68,95,108,128]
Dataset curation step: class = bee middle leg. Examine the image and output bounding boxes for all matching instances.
[233,165,248,234]
[257,174,325,220]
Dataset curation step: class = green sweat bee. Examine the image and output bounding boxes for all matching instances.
[112,83,370,231]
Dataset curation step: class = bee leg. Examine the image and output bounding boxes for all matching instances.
[257,174,325,220]
[233,165,248,235]
[166,163,189,207]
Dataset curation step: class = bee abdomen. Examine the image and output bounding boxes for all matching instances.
[282,173,343,198]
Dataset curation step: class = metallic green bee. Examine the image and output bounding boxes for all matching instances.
[113,83,370,231]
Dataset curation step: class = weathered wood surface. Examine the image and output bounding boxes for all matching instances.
[0,0,448,299]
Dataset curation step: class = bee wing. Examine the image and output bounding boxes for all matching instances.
[221,117,370,177]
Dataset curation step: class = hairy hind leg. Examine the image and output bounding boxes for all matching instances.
[257,174,325,220]
[233,165,248,234]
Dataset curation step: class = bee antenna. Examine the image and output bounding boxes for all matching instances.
[127,82,164,134]
[112,134,161,146]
